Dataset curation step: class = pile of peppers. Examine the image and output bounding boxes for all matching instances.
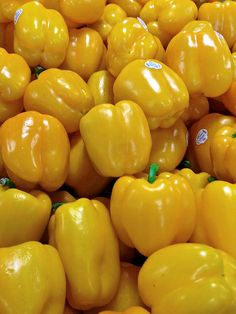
[1,0,236,313]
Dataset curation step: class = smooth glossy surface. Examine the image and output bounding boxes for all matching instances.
[114,59,189,129]
[0,111,70,191]
[181,94,209,125]
[80,100,152,177]
[107,0,142,17]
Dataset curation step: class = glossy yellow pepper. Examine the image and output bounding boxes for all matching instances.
[86,262,144,314]
[62,28,106,81]
[0,241,66,313]
[0,180,51,247]
[181,94,209,126]
[14,1,69,68]
[100,308,150,314]
[66,131,111,197]
[145,20,172,48]
[198,1,236,48]
[138,243,236,314]
[0,111,70,191]
[114,59,189,130]
[49,198,120,310]
[187,113,236,175]
[166,21,234,97]
[80,100,152,177]
[147,119,188,172]
[0,0,29,23]
[24,68,94,133]
[91,4,127,42]
[87,70,115,106]
[107,0,143,17]
[110,170,196,256]
[106,17,165,77]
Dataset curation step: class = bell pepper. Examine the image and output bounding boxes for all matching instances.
[24,68,94,133]
[80,100,152,177]
[49,190,76,205]
[65,131,111,197]
[62,28,106,81]
[87,70,115,106]
[0,241,66,313]
[0,179,51,246]
[138,243,236,314]
[14,1,69,68]
[166,20,234,97]
[91,4,127,42]
[48,198,120,310]
[0,111,70,191]
[198,1,236,48]
[106,17,165,77]
[187,113,236,175]
[99,307,150,314]
[0,0,29,23]
[107,0,143,17]
[147,119,188,173]
[0,48,30,124]
[110,167,196,256]
[114,59,189,130]
[145,20,172,48]
[181,94,209,126]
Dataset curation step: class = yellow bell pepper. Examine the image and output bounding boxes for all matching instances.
[48,198,120,310]
[91,4,127,42]
[138,243,236,314]
[0,111,70,191]
[0,48,30,124]
[86,262,144,314]
[181,94,209,126]
[80,100,152,177]
[24,68,94,133]
[99,307,150,314]
[110,168,196,256]
[66,131,111,197]
[62,28,106,81]
[106,17,165,77]
[147,119,188,172]
[14,1,69,68]
[187,113,236,175]
[114,59,189,130]
[107,0,143,17]
[145,20,172,48]
[166,20,234,97]
[0,241,66,313]
[49,190,76,204]
[198,0,236,48]
[0,0,28,23]
[0,179,51,246]
[87,70,115,106]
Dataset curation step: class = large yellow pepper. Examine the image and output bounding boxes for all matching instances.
[100,308,150,314]
[0,111,70,191]
[66,131,111,197]
[80,100,152,177]
[14,1,69,68]
[110,169,196,256]
[138,243,236,314]
[24,68,94,133]
[107,0,143,17]
[62,28,106,81]
[91,4,127,42]
[0,48,30,124]
[106,17,165,77]
[166,21,234,97]
[198,0,236,48]
[0,241,66,313]
[0,180,51,246]
[181,94,209,126]
[87,70,115,106]
[147,119,188,172]
[48,198,120,310]
[86,262,144,314]
[114,59,189,130]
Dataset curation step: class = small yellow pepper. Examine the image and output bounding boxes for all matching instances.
[181,94,209,126]
[14,1,69,68]
[24,68,94,133]
[0,111,70,191]
[107,0,143,17]
[99,307,150,314]
[49,198,120,310]
[114,59,189,130]
[80,100,152,177]
[138,243,236,314]
[0,241,66,313]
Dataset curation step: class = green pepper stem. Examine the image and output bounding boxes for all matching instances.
[0,178,16,188]
[148,163,159,184]
[34,65,45,78]
[232,133,236,138]
[208,176,217,183]
[51,202,65,214]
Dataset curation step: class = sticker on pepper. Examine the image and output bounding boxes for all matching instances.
[14,9,23,25]
[196,128,208,145]
[145,60,162,70]
[137,17,148,30]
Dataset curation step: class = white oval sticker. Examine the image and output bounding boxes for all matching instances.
[215,31,224,40]
[196,129,208,145]
[14,8,23,25]
[145,60,162,70]
[137,17,148,30]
